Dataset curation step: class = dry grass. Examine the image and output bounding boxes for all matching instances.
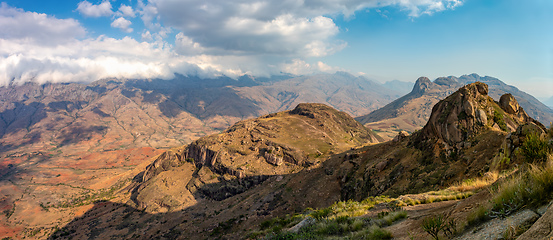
[397,172,501,207]
[467,160,553,229]
[449,172,500,192]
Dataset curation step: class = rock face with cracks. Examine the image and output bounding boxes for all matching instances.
[128,103,381,213]
[416,82,534,150]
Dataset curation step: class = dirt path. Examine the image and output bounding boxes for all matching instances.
[381,190,492,239]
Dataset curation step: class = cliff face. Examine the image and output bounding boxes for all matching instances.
[341,82,545,201]
[416,82,538,149]
[129,103,381,213]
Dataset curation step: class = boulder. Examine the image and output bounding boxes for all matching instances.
[287,217,315,233]
[499,93,520,114]
[392,131,409,142]
[518,203,553,240]
[264,151,284,166]
[476,109,487,125]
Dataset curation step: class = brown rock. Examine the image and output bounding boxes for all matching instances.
[476,109,487,125]
[392,131,409,142]
[499,93,520,114]
[518,203,553,240]
[264,152,283,166]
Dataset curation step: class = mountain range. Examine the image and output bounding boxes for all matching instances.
[0,72,552,239]
[357,73,553,139]
[46,82,551,239]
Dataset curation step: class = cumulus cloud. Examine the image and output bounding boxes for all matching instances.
[77,0,113,17]
[147,0,463,56]
[0,0,466,86]
[281,59,343,76]
[117,4,135,17]
[0,36,226,86]
[111,17,133,33]
[0,3,85,45]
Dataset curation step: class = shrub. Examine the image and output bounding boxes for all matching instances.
[310,207,332,220]
[421,213,456,240]
[493,110,508,131]
[467,205,489,226]
[421,214,446,240]
[521,133,551,163]
[348,225,392,240]
[489,163,553,218]
[377,211,407,227]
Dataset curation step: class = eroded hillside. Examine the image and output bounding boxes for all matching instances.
[47,103,383,239]
[0,73,400,238]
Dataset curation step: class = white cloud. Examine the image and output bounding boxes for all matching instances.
[111,17,133,33]
[0,1,466,86]
[175,33,205,55]
[0,3,85,45]
[76,0,113,17]
[280,59,343,76]
[117,4,135,17]
[141,30,153,42]
[0,36,222,86]
[147,0,463,57]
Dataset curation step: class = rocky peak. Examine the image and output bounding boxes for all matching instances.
[411,77,434,95]
[290,103,338,119]
[434,76,459,86]
[415,82,536,149]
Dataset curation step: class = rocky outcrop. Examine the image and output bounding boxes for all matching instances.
[141,150,184,182]
[415,82,537,149]
[392,131,409,142]
[500,93,520,114]
[411,77,433,96]
[417,82,491,147]
[132,103,380,208]
[517,202,553,239]
[184,142,219,167]
[290,103,382,143]
[264,152,284,166]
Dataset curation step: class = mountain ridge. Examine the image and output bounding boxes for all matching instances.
[357,74,553,140]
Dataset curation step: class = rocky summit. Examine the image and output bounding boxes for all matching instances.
[357,74,553,140]
[341,82,543,200]
[129,103,381,213]
[417,82,540,149]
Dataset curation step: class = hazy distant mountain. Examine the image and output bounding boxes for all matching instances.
[355,76,461,139]
[542,96,553,110]
[383,80,415,96]
[357,74,553,140]
[234,71,402,118]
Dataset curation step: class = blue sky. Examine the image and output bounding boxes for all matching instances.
[0,0,552,99]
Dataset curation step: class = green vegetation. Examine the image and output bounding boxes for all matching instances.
[421,214,457,240]
[520,133,551,163]
[466,204,489,226]
[490,163,553,217]
[467,159,553,229]
[56,180,128,208]
[255,196,406,239]
[493,110,508,132]
[263,212,401,240]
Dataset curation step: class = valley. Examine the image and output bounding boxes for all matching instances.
[0,74,552,239]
